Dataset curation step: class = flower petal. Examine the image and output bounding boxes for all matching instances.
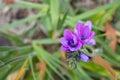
[74,21,83,36]
[80,52,89,62]
[61,46,68,50]
[64,29,73,40]
[84,20,92,30]
[87,39,96,45]
[75,41,82,50]
[59,37,68,46]
[80,26,90,40]
[68,44,80,51]
[73,34,78,45]
[69,47,75,51]
[69,34,82,51]
[89,31,95,39]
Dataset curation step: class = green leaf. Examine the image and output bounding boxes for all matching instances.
[57,10,69,30]
[73,0,120,20]
[50,0,60,28]
[0,60,23,80]
[29,56,37,80]
[77,65,93,80]
[96,5,119,27]
[46,68,55,80]
[0,12,46,31]
[32,43,66,80]
[10,0,48,10]
[65,0,120,26]
[80,61,110,77]
[0,32,23,46]
[95,38,120,66]
[32,38,59,44]
[0,46,12,52]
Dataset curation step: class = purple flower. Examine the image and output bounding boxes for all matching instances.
[59,29,82,51]
[80,52,90,62]
[74,20,96,45]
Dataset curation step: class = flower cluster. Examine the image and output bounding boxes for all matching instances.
[59,20,96,68]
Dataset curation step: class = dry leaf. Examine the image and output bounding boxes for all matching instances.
[104,21,117,51]
[40,59,46,80]
[61,51,68,70]
[5,0,14,4]
[117,38,120,43]
[36,59,46,80]
[52,30,59,39]
[92,54,117,80]
[15,58,28,80]
[61,50,66,61]
[116,31,120,37]
[7,71,19,80]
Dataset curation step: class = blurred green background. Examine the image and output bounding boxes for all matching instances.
[0,0,120,80]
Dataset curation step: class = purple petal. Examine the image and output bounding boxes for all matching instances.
[80,26,90,40]
[68,44,80,51]
[90,31,95,38]
[69,34,82,51]
[64,29,73,40]
[59,37,68,46]
[84,20,92,30]
[75,41,82,50]
[80,53,89,62]
[61,46,68,50]
[73,34,78,45]
[84,39,90,43]
[74,21,83,36]
[69,47,76,51]
[87,39,96,45]
[89,31,95,39]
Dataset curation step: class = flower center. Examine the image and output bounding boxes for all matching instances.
[68,40,76,47]
[81,35,86,40]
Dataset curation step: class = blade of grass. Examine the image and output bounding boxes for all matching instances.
[14,0,48,10]
[92,54,117,80]
[0,66,15,80]
[50,0,60,28]
[0,45,32,61]
[0,46,12,51]
[0,12,46,31]
[81,61,110,77]
[0,53,34,69]
[73,0,120,21]
[57,10,69,30]
[65,0,120,26]
[32,44,74,80]
[96,38,120,64]
[43,51,73,80]
[29,56,37,80]
[77,65,93,80]
[32,38,59,44]
[32,43,66,80]
[46,68,55,80]
[0,31,23,45]
[96,5,119,27]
